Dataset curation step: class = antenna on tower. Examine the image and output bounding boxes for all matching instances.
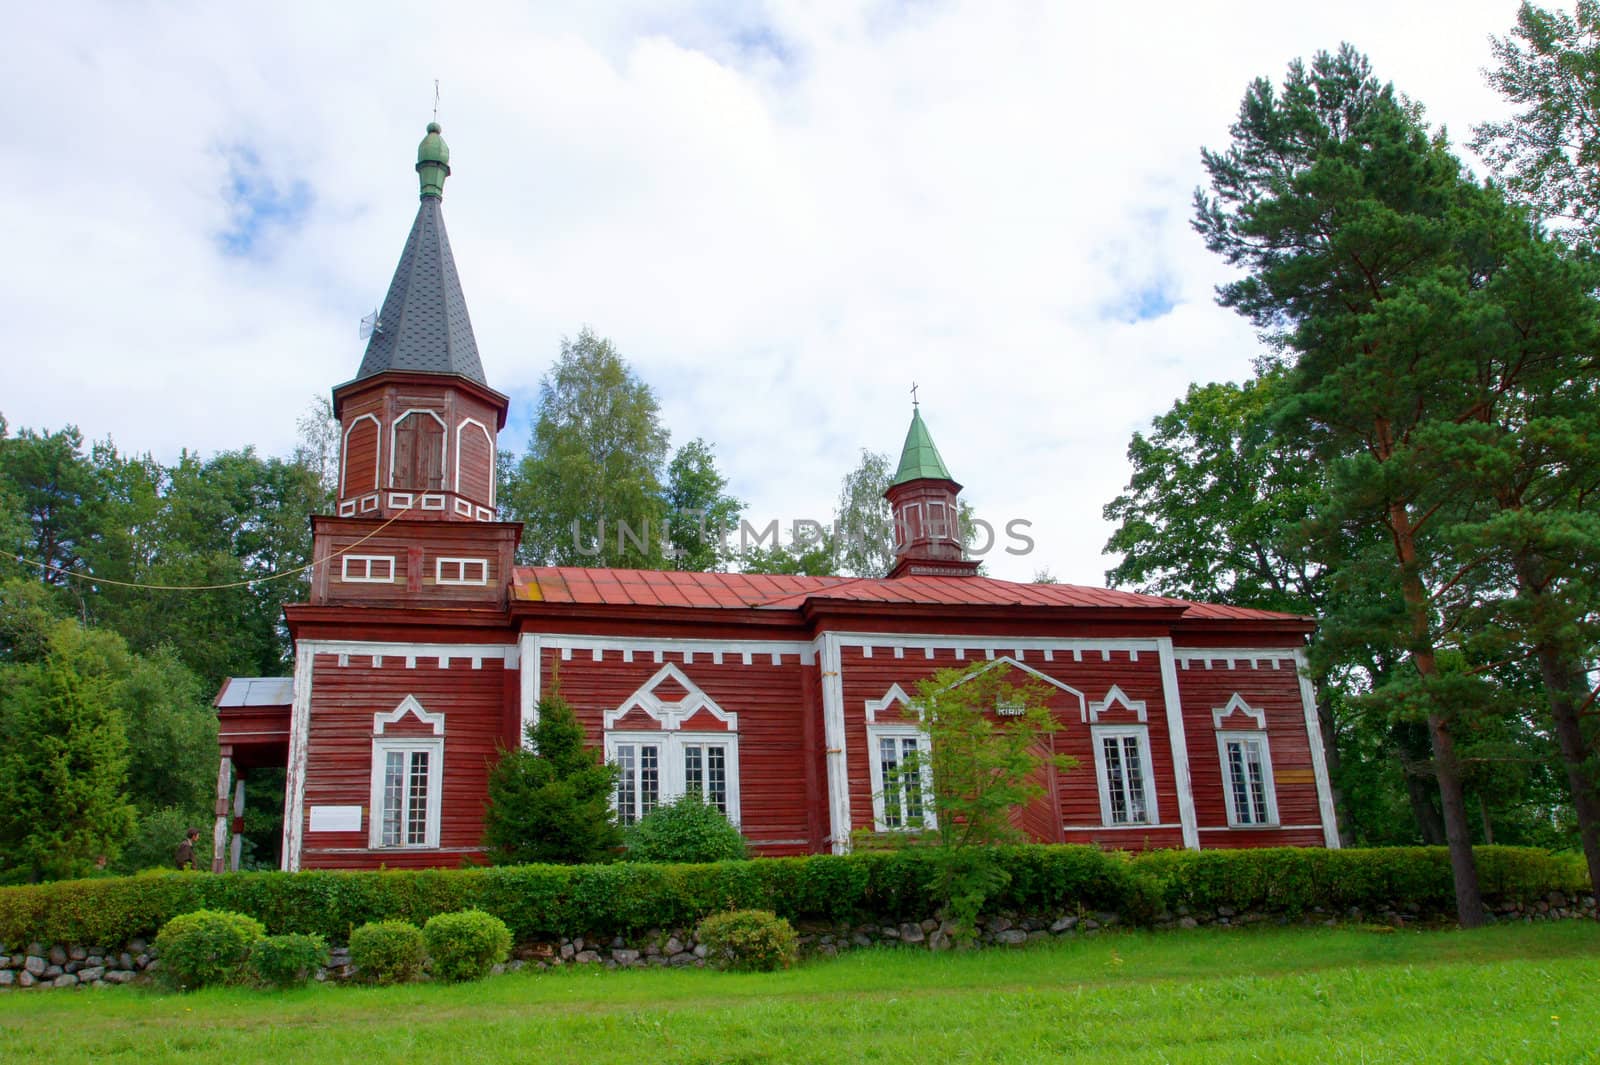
[433,79,440,123]
[359,308,382,340]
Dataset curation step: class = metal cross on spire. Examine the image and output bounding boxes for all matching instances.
[432,79,440,122]
[910,381,919,407]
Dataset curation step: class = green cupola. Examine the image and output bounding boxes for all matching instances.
[416,121,451,199]
[883,403,979,579]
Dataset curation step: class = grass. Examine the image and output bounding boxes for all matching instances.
[3,922,1599,1063]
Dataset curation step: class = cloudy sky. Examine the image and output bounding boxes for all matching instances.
[7,1,1528,583]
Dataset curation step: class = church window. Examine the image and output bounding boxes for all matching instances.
[1092,725,1156,826]
[1218,733,1277,826]
[607,733,739,825]
[341,555,394,582]
[436,557,489,585]
[867,725,934,831]
[369,737,442,848]
[391,410,446,491]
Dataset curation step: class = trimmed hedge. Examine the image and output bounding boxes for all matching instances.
[0,845,1587,949]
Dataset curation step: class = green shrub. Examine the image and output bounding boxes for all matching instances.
[153,909,265,989]
[625,795,747,863]
[696,909,798,971]
[422,909,512,982]
[348,920,426,984]
[248,932,330,989]
[0,845,1588,951]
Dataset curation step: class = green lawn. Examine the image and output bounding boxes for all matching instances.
[3,922,1598,1063]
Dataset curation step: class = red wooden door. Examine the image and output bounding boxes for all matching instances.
[1009,736,1065,844]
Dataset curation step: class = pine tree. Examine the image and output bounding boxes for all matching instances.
[481,693,621,865]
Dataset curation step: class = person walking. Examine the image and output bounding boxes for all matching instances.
[175,827,201,871]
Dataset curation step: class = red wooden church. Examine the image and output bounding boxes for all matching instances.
[212,124,1340,872]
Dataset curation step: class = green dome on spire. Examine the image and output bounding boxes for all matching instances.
[416,122,451,199]
[890,406,956,487]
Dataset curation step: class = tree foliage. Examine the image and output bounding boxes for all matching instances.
[1472,0,1600,242]
[505,329,672,567]
[664,438,745,571]
[482,693,621,865]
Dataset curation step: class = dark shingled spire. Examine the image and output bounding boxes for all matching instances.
[354,123,486,386]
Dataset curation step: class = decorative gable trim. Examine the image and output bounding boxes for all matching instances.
[373,695,445,736]
[1088,685,1147,724]
[865,683,913,725]
[604,663,738,732]
[951,656,1088,719]
[1212,693,1267,730]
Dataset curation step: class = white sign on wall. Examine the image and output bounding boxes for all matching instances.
[308,805,363,833]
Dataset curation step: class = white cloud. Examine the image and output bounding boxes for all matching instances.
[4,0,1522,583]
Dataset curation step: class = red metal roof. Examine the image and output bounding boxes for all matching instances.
[510,566,1307,621]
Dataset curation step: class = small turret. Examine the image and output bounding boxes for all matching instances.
[883,404,979,579]
[416,122,451,199]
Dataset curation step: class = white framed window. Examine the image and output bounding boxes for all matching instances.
[607,732,740,826]
[867,725,935,831]
[926,500,950,539]
[368,737,442,848]
[1217,732,1278,826]
[1092,725,1157,826]
[341,554,394,583]
[436,557,489,585]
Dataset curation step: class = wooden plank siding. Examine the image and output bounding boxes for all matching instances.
[836,644,1186,852]
[299,652,511,870]
[1174,652,1329,847]
[538,646,819,855]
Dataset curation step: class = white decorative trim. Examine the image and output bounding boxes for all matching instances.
[359,494,379,513]
[340,413,381,497]
[948,656,1087,719]
[1087,684,1147,723]
[300,639,516,662]
[476,506,494,522]
[373,694,446,736]
[387,492,414,510]
[1215,729,1280,828]
[604,663,738,731]
[865,683,913,725]
[454,498,474,516]
[436,556,489,586]
[1294,647,1342,848]
[454,418,496,505]
[420,493,446,510]
[519,633,542,749]
[819,633,850,853]
[833,634,1161,656]
[282,643,314,871]
[340,554,395,583]
[531,634,814,664]
[1212,693,1267,730]
[1157,638,1200,850]
[388,408,447,489]
[1174,647,1296,671]
[339,500,357,517]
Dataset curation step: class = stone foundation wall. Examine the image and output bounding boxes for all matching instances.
[3,890,1594,991]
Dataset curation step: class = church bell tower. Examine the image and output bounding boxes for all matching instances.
[307,123,520,607]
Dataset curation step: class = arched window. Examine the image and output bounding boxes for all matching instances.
[392,411,445,491]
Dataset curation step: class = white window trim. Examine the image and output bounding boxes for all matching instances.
[367,696,445,849]
[605,730,742,825]
[1216,730,1279,828]
[436,556,489,586]
[341,554,395,583]
[454,418,497,506]
[866,723,936,832]
[341,413,381,497]
[926,499,950,540]
[1091,724,1159,827]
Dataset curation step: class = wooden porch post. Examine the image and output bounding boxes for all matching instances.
[212,749,233,874]
[230,778,246,872]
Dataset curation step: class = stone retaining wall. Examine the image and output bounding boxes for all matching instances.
[3,891,1594,991]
